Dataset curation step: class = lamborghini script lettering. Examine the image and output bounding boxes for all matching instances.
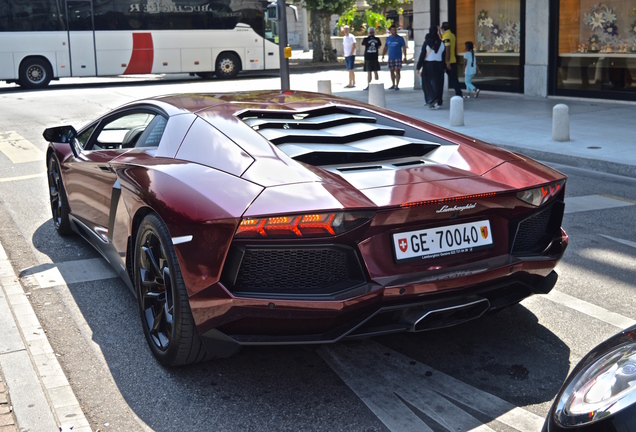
[436,203,477,213]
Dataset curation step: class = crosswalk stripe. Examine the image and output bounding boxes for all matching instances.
[543,290,636,329]
[319,341,544,432]
[22,258,119,288]
[599,234,636,250]
[0,173,45,183]
[564,194,634,214]
[0,131,43,163]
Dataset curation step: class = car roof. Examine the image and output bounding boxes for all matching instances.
[147,91,350,116]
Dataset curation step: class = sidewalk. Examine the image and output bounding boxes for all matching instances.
[0,370,16,432]
[0,242,90,432]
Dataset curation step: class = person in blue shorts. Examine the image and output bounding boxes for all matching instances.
[381,25,407,90]
[342,25,357,88]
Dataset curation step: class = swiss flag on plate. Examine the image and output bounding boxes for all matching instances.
[398,238,408,253]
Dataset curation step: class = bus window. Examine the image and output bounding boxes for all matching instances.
[0,0,66,31]
[67,1,93,31]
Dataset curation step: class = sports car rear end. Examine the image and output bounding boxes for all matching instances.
[176,96,569,357]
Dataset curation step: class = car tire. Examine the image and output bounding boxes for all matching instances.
[47,154,73,235]
[135,213,211,366]
[215,52,240,79]
[19,58,52,89]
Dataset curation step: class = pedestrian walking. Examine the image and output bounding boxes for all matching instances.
[416,25,445,109]
[342,25,356,88]
[361,27,381,90]
[463,41,481,98]
[441,22,463,97]
[382,25,407,90]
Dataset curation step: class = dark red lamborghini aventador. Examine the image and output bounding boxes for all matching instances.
[44,91,568,366]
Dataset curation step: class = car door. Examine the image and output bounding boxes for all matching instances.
[64,109,164,238]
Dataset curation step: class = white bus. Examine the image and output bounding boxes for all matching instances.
[0,0,281,88]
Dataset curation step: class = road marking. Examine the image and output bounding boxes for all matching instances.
[564,194,634,214]
[599,234,636,250]
[0,131,43,163]
[0,172,46,183]
[319,341,544,432]
[544,290,636,329]
[22,258,119,289]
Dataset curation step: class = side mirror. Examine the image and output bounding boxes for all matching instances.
[288,3,298,21]
[43,125,77,143]
[266,2,297,22]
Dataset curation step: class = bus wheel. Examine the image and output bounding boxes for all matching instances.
[196,72,215,80]
[19,58,52,89]
[215,53,240,79]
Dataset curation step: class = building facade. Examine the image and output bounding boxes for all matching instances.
[413,0,636,101]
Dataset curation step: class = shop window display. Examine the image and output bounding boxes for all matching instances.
[557,0,636,94]
[455,0,522,90]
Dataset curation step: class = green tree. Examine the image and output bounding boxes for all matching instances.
[304,0,356,62]
[366,0,409,15]
[337,9,390,33]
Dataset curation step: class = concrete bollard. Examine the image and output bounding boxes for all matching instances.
[368,83,386,108]
[552,104,570,142]
[449,95,464,126]
[317,80,332,94]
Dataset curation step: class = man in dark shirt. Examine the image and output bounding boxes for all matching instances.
[361,27,382,90]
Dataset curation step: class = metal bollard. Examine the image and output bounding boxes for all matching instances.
[449,95,464,126]
[368,83,385,108]
[317,80,332,94]
[552,104,570,142]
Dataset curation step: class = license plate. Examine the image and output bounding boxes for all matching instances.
[393,220,493,262]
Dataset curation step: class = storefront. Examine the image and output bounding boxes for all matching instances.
[549,0,636,101]
[451,0,525,93]
[413,0,636,101]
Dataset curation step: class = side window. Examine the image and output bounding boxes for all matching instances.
[135,116,167,148]
[75,125,96,150]
[91,112,156,150]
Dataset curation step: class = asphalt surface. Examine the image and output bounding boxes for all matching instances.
[1,50,636,431]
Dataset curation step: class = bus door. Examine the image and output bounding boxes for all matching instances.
[263,10,280,70]
[66,0,97,76]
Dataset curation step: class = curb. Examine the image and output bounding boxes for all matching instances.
[495,144,636,179]
[0,242,91,432]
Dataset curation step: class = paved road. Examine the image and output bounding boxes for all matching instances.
[1,71,636,431]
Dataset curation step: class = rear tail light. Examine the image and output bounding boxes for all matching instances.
[516,180,565,207]
[235,211,375,238]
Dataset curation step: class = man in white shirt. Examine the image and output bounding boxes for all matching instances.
[342,25,356,88]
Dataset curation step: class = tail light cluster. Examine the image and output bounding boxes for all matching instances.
[235,211,375,238]
[516,180,565,207]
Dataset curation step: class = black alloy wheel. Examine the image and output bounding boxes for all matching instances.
[135,214,210,366]
[19,58,52,89]
[215,52,240,79]
[47,155,72,235]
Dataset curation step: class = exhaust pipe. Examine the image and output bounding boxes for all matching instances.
[403,298,490,332]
